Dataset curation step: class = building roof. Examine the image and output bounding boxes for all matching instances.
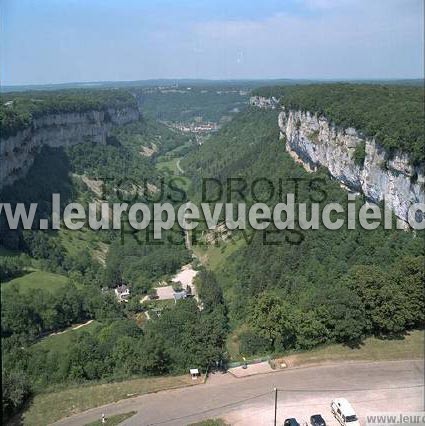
[173,289,187,300]
[115,284,129,294]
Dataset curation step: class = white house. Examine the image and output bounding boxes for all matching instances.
[115,284,130,302]
[173,289,187,302]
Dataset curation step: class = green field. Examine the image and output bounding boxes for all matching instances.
[58,226,109,265]
[193,238,244,272]
[156,156,182,174]
[1,270,69,294]
[286,329,424,367]
[155,155,191,192]
[168,140,195,155]
[32,320,101,355]
[23,374,199,426]
[228,329,424,363]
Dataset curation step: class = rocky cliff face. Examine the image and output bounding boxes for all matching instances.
[0,106,140,189]
[277,108,425,223]
[249,96,279,109]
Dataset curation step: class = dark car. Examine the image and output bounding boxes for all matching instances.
[284,418,300,426]
[310,414,326,426]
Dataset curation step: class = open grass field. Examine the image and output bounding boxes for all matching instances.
[156,156,181,174]
[32,320,101,355]
[228,329,424,364]
[22,374,200,426]
[155,155,191,193]
[285,329,424,367]
[143,298,175,309]
[59,226,108,261]
[1,270,69,295]
[193,238,244,272]
[168,140,195,155]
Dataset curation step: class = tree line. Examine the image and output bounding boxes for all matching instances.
[183,108,425,357]
[0,88,137,139]
[1,269,228,420]
[253,84,425,164]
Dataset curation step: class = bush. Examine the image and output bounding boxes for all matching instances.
[172,282,183,292]
[148,288,158,299]
[239,330,271,356]
[2,370,32,421]
[353,141,366,166]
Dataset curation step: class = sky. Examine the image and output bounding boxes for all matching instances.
[1,0,423,85]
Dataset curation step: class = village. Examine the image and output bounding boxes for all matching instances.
[168,120,219,135]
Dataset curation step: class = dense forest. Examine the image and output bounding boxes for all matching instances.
[138,87,248,122]
[1,86,424,421]
[0,89,137,138]
[0,113,198,419]
[2,272,226,388]
[253,84,425,163]
[183,108,424,354]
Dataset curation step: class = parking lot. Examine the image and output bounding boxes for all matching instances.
[223,382,423,425]
[54,359,424,425]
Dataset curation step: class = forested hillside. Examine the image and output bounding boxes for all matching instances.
[0,113,207,420]
[1,88,424,422]
[0,89,137,138]
[253,84,425,163]
[183,108,424,355]
[139,86,248,122]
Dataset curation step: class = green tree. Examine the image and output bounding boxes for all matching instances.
[249,293,297,349]
[295,310,328,350]
[140,333,170,375]
[2,370,32,420]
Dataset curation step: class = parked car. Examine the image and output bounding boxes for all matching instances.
[331,398,360,426]
[284,418,300,426]
[310,414,326,426]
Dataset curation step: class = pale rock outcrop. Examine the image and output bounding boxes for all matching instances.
[0,106,140,189]
[249,96,279,109]
[277,108,424,223]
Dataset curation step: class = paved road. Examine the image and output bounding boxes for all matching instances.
[53,360,424,426]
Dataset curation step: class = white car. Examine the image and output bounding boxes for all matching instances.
[331,398,360,426]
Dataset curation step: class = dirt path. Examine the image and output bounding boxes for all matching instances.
[48,319,94,337]
[71,319,94,331]
[176,158,184,174]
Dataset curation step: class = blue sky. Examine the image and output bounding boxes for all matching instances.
[1,0,423,85]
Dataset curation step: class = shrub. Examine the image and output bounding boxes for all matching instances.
[239,330,271,356]
[353,141,366,166]
[172,282,183,292]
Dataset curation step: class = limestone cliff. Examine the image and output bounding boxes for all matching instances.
[277,108,424,223]
[0,106,140,189]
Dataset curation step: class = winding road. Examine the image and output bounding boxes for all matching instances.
[53,359,424,425]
